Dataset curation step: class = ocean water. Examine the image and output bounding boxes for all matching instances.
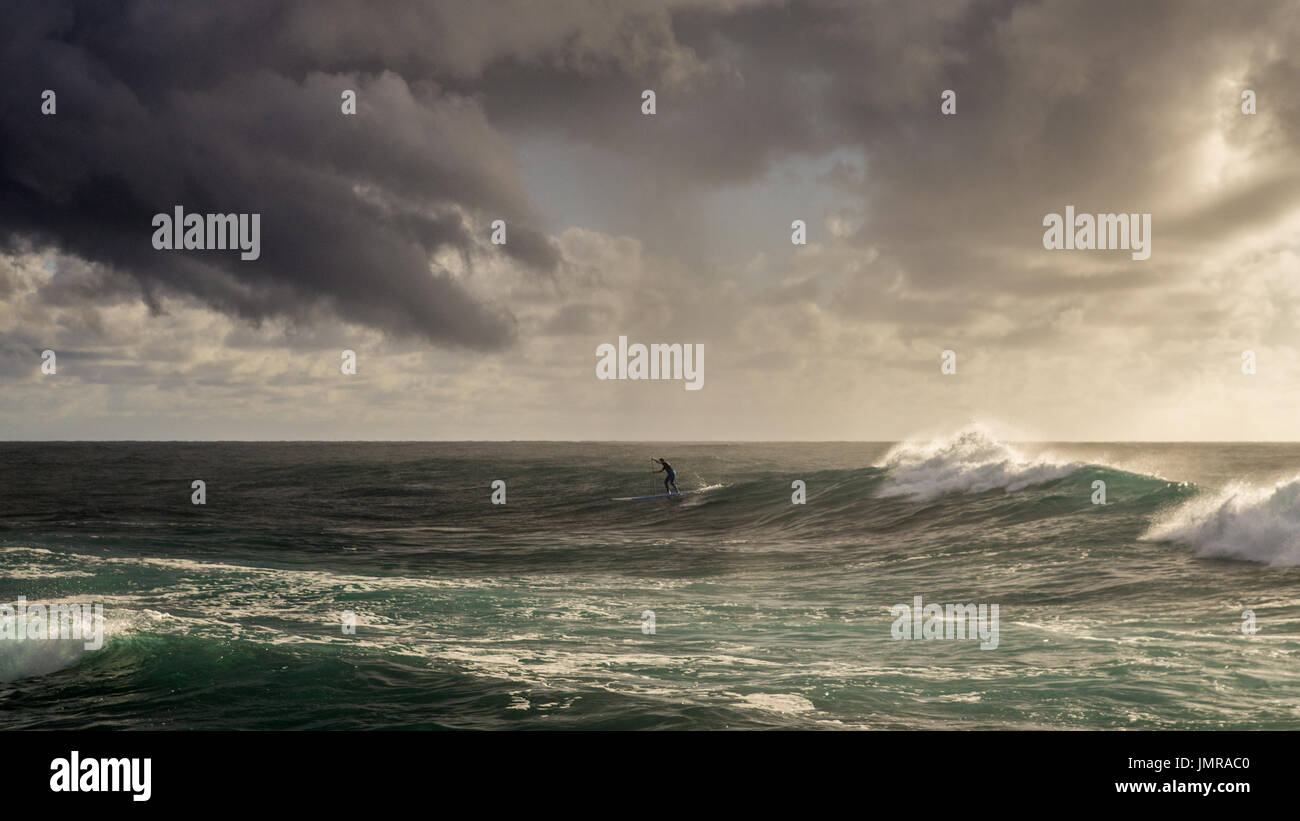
[2,430,1299,730]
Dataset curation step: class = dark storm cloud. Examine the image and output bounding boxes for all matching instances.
[5,0,1300,354]
[0,0,581,349]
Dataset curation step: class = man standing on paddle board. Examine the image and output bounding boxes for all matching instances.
[652,458,679,495]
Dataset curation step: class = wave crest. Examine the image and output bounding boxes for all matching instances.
[877,427,1080,501]
[1143,477,1300,566]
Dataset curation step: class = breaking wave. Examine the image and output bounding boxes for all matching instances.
[877,427,1082,501]
[1143,476,1300,566]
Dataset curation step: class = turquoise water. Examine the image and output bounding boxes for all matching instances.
[2,432,1299,729]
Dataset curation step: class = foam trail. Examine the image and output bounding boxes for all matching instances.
[878,426,1081,501]
[1143,476,1300,566]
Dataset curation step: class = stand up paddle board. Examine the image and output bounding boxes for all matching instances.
[612,489,709,501]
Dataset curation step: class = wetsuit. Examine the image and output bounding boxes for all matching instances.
[659,460,678,494]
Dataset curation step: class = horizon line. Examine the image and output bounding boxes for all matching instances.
[4,439,1300,445]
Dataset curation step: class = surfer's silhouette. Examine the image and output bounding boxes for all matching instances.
[652,458,679,494]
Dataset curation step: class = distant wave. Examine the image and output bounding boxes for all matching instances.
[877,427,1083,501]
[1144,476,1300,566]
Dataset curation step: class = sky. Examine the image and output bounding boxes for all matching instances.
[3,0,1300,441]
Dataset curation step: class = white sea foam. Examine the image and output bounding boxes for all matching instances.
[1143,476,1300,566]
[735,693,816,713]
[878,426,1080,501]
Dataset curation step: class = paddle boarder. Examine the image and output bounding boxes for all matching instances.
[652,458,679,495]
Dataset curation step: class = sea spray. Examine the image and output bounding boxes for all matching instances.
[1143,476,1300,566]
[877,427,1081,501]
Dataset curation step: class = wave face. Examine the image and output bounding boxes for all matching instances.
[3,439,1300,731]
[1144,477,1300,566]
[877,427,1082,501]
